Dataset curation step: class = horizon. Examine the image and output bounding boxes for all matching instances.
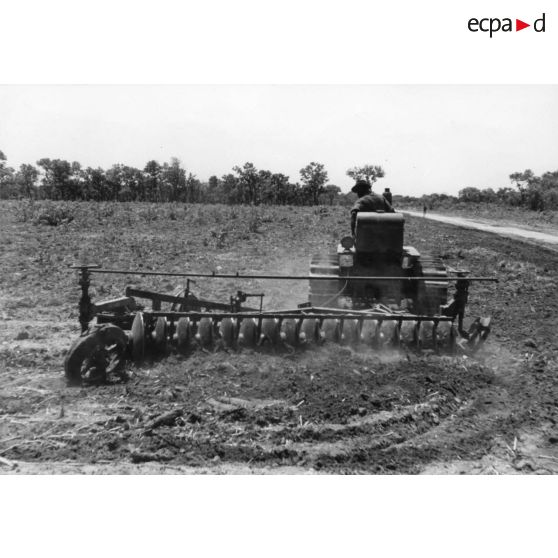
[1,85,557,196]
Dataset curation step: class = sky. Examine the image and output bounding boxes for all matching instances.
[1,85,557,196]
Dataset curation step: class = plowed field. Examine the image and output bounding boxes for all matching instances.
[1,201,557,473]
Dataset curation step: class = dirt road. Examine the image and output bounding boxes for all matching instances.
[403,210,558,246]
[1,201,557,474]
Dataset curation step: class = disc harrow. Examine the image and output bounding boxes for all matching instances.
[64,247,495,386]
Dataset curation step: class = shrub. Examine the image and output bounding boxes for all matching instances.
[13,200,77,226]
[247,206,261,233]
[34,202,76,226]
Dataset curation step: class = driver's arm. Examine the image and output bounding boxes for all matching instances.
[350,209,358,236]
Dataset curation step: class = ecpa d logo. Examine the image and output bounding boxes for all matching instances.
[468,13,546,37]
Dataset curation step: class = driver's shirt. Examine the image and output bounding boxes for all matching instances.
[351,193,394,213]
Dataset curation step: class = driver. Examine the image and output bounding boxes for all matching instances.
[350,180,394,235]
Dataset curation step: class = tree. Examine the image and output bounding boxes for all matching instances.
[185,172,201,203]
[16,164,39,198]
[509,169,536,191]
[143,160,162,201]
[79,167,110,201]
[161,157,186,202]
[300,162,328,205]
[0,150,14,181]
[270,173,295,205]
[322,184,341,205]
[233,162,260,204]
[346,164,385,186]
[106,164,144,201]
[539,171,558,191]
[221,173,240,204]
[0,150,17,199]
[458,187,483,203]
[206,175,221,203]
[37,158,81,200]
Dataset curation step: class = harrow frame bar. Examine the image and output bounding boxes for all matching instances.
[144,310,455,322]
[70,265,498,283]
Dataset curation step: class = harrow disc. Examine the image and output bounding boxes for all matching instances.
[280,318,299,347]
[340,319,360,345]
[260,317,280,346]
[131,312,145,363]
[320,318,340,343]
[176,317,191,354]
[153,317,167,354]
[417,320,436,350]
[378,320,399,348]
[399,320,418,346]
[436,320,456,352]
[238,318,258,347]
[195,317,214,349]
[219,317,237,349]
[360,319,379,347]
[299,318,319,345]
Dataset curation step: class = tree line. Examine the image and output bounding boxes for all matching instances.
[1,151,381,206]
[398,169,558,212]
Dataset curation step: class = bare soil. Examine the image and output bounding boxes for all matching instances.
[1,201,557,474]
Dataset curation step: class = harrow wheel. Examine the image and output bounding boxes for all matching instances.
[64,325,129,386]
[131,312,145,363]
